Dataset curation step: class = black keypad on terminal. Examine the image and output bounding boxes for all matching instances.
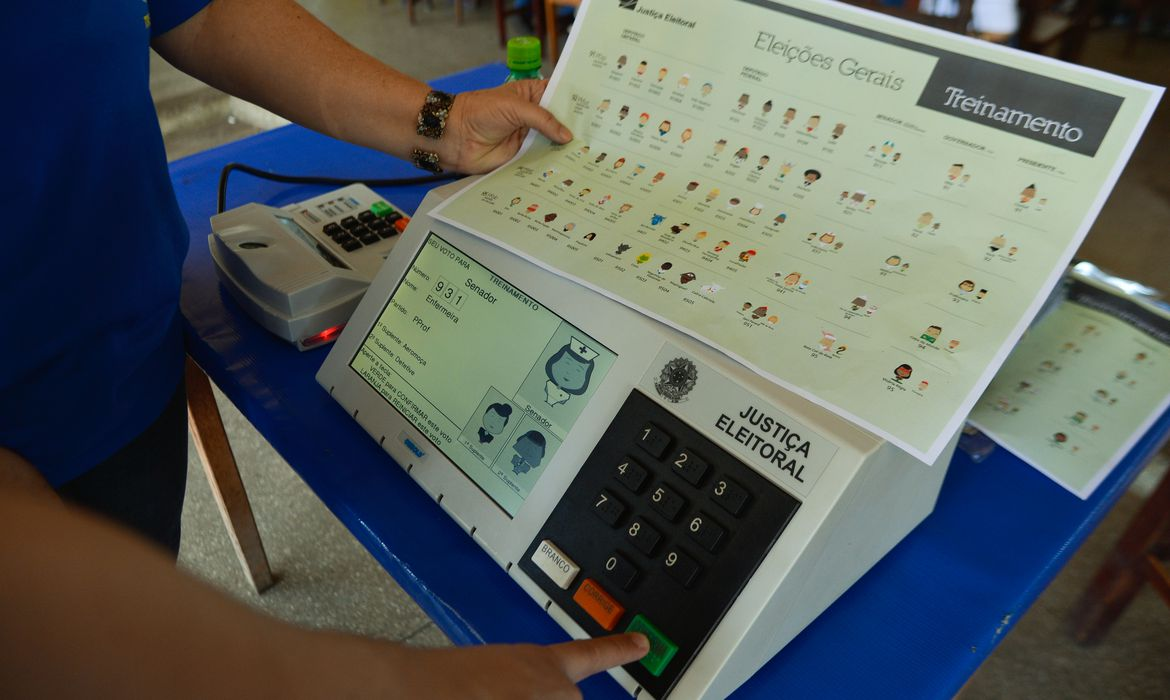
[520,390,801,698]
[316,201,407,254]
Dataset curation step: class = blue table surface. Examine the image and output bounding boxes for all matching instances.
[174,63,1170,699]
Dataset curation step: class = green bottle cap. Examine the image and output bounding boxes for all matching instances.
[506,36,543,73]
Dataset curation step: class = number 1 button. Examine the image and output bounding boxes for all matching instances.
[637,423,672,459]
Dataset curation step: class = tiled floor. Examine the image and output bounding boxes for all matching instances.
[160,2,1170,697]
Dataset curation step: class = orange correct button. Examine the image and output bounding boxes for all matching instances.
[573,578,626,631]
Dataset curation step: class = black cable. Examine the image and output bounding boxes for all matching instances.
[216,162,458,214]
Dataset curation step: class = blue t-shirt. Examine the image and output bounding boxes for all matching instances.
[0,1,210,486]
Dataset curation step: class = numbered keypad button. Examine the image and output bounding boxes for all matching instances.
[710,475,750,517]
[649,483,686,522]
[669,448,710,487]
[603,552,639,590]
[591,489,626,526]
[625,516,662,556]
[686,512,727,553]
[637,423,672,459]
[662,548,701,588]
[614,457,648,493]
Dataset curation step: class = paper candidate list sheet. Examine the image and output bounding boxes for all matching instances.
[433,0,1162,462]
[968,277,1170,498]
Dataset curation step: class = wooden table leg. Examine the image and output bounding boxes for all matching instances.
[185,356,275,593]
[1070,449,1170,644]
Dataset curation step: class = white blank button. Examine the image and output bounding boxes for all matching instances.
[531,539,580,590]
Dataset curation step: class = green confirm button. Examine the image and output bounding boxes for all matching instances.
[626,614,678,677]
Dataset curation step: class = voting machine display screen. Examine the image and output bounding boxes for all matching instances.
[348,232,617,516]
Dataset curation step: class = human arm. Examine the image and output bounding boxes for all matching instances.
[151,0,572,173]
[0,447,56,499]
[0,484,647,698]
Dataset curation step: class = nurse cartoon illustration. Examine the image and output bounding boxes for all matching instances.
[478,403,513,444]
[544,337,600,406]
[510,431,547,475]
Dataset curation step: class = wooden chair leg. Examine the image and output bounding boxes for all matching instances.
[1070,452,1170,644]
[495,0,507,47]
[185,356,275,593]
[407,0,416,24]
[545,0,559,65]
[1145,554,1170,608]
[455,0,464,25]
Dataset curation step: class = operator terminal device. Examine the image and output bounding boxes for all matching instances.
[316,181,958,699]
[209,183,409,350]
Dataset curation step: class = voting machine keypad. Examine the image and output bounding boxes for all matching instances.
[520,390,801,698]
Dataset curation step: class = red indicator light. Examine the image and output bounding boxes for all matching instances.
[300,323,345,349]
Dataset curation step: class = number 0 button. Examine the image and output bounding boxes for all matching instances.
[603,552,639,590]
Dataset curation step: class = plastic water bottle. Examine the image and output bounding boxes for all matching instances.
[505,36,544,82]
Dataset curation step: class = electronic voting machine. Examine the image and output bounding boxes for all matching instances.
[316,181,958,699]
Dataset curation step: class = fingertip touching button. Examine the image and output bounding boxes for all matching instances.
[625,615,678,677]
